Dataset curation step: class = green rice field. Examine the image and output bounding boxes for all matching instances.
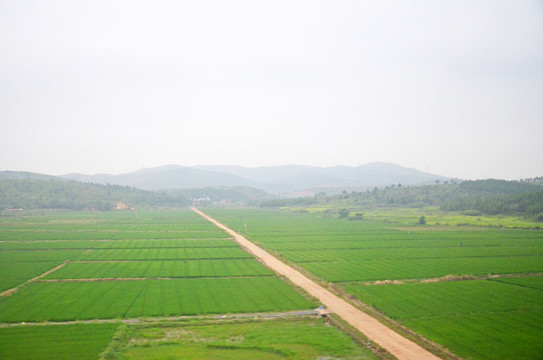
[0,209,314,323]
[0,323,118,360]
[3,207,543,360]
[206,208,543,360]
[43,259,274,279]
[122,317,378,360]
[0,278,312,322]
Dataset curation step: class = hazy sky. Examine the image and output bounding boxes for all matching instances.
[1,1,542,180]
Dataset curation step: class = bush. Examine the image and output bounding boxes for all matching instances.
[418,216,426,225]
[463,209,482,216]
[338,208,350,219]
[352,212,364,220]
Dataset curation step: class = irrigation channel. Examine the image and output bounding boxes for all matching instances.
[193,207,442,360]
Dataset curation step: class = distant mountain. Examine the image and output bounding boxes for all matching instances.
[196,162,452,193]
[0,171,60,181]
[62,165,259,190]
[195,165,344,193]
[61,162,452,194]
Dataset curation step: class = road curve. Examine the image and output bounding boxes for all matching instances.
[193,207,442,360]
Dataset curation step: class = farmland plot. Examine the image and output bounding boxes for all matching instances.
[0,278,314,322]
[0,261,61,292]
[43,259,274,279]
[75,247,252,261]
[344,278,543,360]
[0,323,118,360]
[122,317,378,360]
[0,249,85,291]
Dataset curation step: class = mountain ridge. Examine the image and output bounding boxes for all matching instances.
[56,162,452,194]
[1,162,453,194]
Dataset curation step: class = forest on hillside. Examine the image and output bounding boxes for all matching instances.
[327,179,543,218]
[0,179,189,211]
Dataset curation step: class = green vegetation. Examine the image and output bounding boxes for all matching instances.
[0,178,189,211]
[0,248,85,292]
[0,209,315,325]
[0,249,85,262]
[44,259,274,279]
[206,208,543,360]
[75,248,252,261]
[0,261,61,292]
[264,179,543,223]
[123,317,377,360]
[0,278,314,322]
[0,323,118,360]
[3,205,542,359]
[0,239,236,250]
[344,278,543,360]
[327,179,542,214]
[442,180,543,216]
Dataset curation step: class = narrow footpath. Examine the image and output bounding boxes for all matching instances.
[193,207,442,360]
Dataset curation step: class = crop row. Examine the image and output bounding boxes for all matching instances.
[0,223,221,232]
[254,231,543,242]
[0,230,228,241]
[256,233,543,249]
[76,247,252,261]
[280,246,543,263]
[301,256,543,282]
[0,238,236,250]
[44,259,274,279]
[0,278,315,322]
[0,208,208,225]
[0,249,86,262]
[262,238,543,250]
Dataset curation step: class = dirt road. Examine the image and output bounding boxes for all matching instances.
[193,207,442,360]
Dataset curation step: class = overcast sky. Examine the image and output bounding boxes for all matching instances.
[1,1,542,180]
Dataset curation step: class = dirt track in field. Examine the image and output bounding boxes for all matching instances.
[0,262,67,297]
[193,207,442,360]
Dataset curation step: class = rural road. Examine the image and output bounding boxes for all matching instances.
[193,207,442,360]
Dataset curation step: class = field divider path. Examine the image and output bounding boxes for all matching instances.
[37,275,274,282]
[0,309,322,328]
[0,262,67,297]
[193,207,442,360]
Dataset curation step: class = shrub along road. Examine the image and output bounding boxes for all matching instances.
[193,207,442,360]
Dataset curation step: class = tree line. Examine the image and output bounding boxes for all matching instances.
[0,179,190,211]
